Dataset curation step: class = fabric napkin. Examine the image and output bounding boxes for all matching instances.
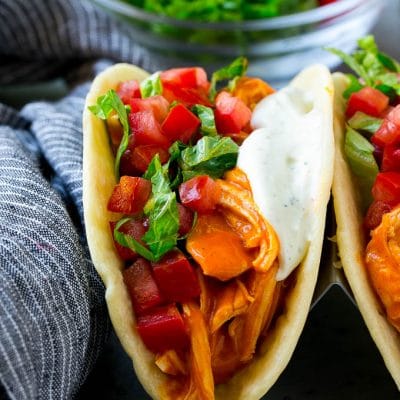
[0,1,157,398]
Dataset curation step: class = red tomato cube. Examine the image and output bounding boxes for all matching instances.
[372,105,400,147]
[346,87,389,118]
[162,83,212,107]
[116,80,141,104]
[109,219,147,261]
[372,172,400,205]
[136,304,189,353]
[179,175,221,214]
[319,0,337,5]
[214,91,252,134]
[161,104,200,143]
[107,176,151,215]
[364,200,392,231]
[128,111,170,149]
[127,96,170,123]
[132,145,170,173]
[161,67,209,91]
[123,258,164,315]
[152,250,201,303]
[381,144,400,172]
[177,203,194,236]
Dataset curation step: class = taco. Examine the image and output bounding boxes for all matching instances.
[82,59,334,399]
[330,35,400,388]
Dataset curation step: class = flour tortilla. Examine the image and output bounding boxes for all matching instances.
[82,63,334,399]
[332,72,400,390]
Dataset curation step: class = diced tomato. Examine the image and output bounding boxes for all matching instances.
[127,96,170,123]
[364,200,392,231]
[129,111,170,149]
[177,203,194,236]
[319,0,337,5]
[133,145,170,173]
[116,80,141,104]
[346,87,389,119]
[161,67,210,91]
[161,104,200,143]
[372,172,400,205]
[372,105,400,147]
[214,91,252,134]
[381,144,400,172]
[179,175,221,214]
[152,250,201,303]
[162,83,212,107]
[123,258,164,315]
[136,304,189,353]
[109,219,147,260]
[107,176,151,214]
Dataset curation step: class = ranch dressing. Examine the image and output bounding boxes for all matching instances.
[237,86,324,281]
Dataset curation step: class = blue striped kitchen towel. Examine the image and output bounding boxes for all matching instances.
[0,1,156,399]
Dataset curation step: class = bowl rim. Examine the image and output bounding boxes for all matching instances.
[91,0,374,31]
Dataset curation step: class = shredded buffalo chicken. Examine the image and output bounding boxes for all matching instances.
[162,168,281,398]
[366,207,400,332]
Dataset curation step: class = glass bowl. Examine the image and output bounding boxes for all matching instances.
[92,0,385,87]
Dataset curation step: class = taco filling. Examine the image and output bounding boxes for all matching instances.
[84,59,333,399]
[329,36,400,334]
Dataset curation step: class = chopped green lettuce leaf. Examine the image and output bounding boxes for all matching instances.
[180,136,239,180]
[210,57,248,100]
[113,217,156,262]
[142,155,179,261]
[191,104,218,137]
[88,89,130,180]
[140,72,163,98]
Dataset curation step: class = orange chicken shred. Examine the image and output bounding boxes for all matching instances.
[186,213,254,281]
[182,303,215,400]
[231,76,275,110]
[156,350,187,376]
[366,207,400,332]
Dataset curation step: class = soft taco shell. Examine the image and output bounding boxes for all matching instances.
[82,63,334,399]
[332,72,400,389]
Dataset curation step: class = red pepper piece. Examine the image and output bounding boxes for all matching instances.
[346,87,389,119]
[161,104,200,143]
[123,258,164,315]
[136,304,189,353]
[152,250,201,303]
[116,79,141,104]
[107,176,151,215]
[109,219,147,261]
[214,91,252,134]
[179,175,221,214]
